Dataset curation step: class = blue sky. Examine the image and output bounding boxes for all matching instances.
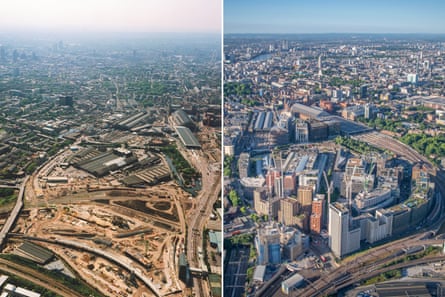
[225,0,445,34]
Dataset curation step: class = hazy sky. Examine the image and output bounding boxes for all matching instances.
[0,0,221,33]
[225,0,445,34]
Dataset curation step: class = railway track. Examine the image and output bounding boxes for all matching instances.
[299,231,443,297]
[352,132,429,164]
[0,258,86,297]
[321,255,445,296]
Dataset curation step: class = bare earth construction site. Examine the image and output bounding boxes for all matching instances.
[0,35,221,297]
[7,124,221,297]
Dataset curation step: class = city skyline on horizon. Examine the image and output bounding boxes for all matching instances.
[225,0,445,34]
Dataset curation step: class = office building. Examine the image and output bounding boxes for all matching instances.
[255,224,281,265]
[254,188,280,219]
[281,226,306,261]
[308,120,328,141]
[240,177,265,200]
[297,185,313,213]
[341,105,364,121]
[295,120,309,143]
[341,158,373,197]
[224,137,235,156]
[310,213,322,234]
[360,85,368,99]
[283,173,297,195]
[355,189,392,210]
[59,95,73,107]
[332,89,343,101]
[312,194,325,216]
[266,170,280,194]
[281,40,289,51]
[274,176,284,198]
[407,73,418,84]
[278,197,300,226]
[364,103,374,119]
[295,212,310,234]
[365,209,393,244]
[299,170,320,192]
[328,202,360,258]
[310,194,325,234]
[253,188,268,216]
[412,163,430,189]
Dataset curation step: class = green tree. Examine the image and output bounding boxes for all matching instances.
[250,213,259,222]
[224,155,233,177]
[229,190,239,207]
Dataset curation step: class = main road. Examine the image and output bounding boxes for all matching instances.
[181,132,221,297]
[0,176,27,247]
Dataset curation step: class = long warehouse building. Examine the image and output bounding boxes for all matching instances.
[175,126,201,149]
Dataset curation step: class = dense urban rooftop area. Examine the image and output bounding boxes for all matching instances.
[223,34,445,297]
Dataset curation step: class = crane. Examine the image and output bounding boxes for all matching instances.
[346,165,357,227]
[323,170,333,227]
[364,161,375,193]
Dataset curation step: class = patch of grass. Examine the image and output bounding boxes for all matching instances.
[160,145,199,185]
[246,266,255,283]
[335,136,383,154]
[363,269,402,286]
[0,188,17,207]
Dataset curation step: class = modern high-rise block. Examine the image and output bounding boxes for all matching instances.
[255,225,281,265]
[310,194,325,234]
[297,185,313,213]
[279,197,300,226]
[328,202,360,258]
